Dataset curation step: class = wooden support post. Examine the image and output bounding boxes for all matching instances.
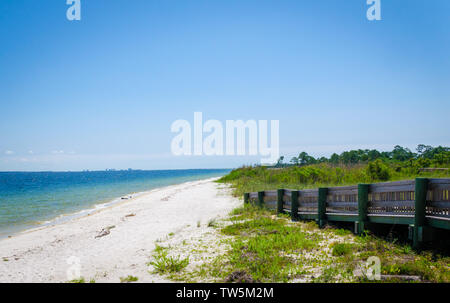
[258,191,265,208]
[291,190,299,221]
[244,193,250,205]
[277,189,284,214]
[357,184,370,235]
[413,178,428,249]
[318,188,328,228]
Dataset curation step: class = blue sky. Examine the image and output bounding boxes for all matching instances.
[0,0,449,171]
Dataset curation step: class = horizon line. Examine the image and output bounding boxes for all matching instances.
[0,168,233,173]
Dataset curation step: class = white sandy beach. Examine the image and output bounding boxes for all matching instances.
[0,178,241,283]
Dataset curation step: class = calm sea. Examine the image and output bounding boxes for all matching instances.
[0,169,230,239]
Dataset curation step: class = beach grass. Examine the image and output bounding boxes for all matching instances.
[225,205,449,282]
[150,203,450,283]
[148,246,190,274]
[120,275,139,283]
[67,277,86,283]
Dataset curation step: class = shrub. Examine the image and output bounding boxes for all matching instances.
[120,275,138,283]
[67,277,85,283]
[366,159,391,181]
[149,251,189,274]
[331,243,354,256]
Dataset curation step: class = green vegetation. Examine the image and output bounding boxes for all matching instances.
[219,205,322,282]
[219,145,450,197]
[224,205,450,282]
[355,233,450,283]
[331,243,354,256]
[67,277,86,283]
[149,245,190,274]
[147,145,450,283]
[284,144,450,167]
[120,275,138,283]
[67,277,97,283]
[208,218,218,228]
[148,204,450,282]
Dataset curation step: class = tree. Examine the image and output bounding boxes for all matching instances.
[330,153,340,164]
[380,151,392,159]
[433,151,450,166]
[367,149,381,161]
[392,145,415,161]
[340,151,360,164]
[276,156,284,167]
[417,145,449,159]
[298,152,316,165]
[317,157,328,163]
[416,144,432,157]
[366,159,391,181]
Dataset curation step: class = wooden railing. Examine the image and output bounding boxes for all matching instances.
[244,178,450,248]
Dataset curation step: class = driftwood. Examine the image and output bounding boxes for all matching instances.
[95,225,116,238]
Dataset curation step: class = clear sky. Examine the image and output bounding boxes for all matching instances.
[0,0,449,171]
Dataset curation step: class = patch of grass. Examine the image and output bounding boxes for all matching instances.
[149,249,190,274]
[154,244,169,254]
[229,206,246,216]
[216,205,450,282]
[331,243,355,256]
[216,205,321,282]
[120,275,138,283]
[355,233,450,282]
[312,266,342,283]
[332,228,353,236]
[208,219,218,228]
[150,202,450,283]
[228,204,272,222]
[68,277,85,283]
[380,254,450,283]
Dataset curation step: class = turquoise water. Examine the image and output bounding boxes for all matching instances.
[0,169,229,239]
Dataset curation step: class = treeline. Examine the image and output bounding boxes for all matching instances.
[220,145,450,197]
[277,144,450,167]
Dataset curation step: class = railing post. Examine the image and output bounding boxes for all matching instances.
[277,189,284,214]
[357,184,370,235]
[318,188,328,228]
[413,178,428,249]
[244,193,250,205]
[291,190,299,221]
[258,191,265,208]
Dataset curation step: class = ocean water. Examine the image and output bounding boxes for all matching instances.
[0,169,230,239]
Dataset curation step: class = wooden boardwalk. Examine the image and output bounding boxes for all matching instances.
[244,178,450,248]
